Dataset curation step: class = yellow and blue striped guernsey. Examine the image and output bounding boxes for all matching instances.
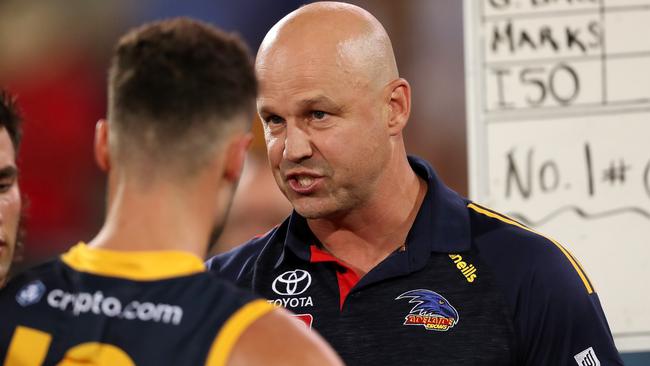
[206,299,275,366]
[207,155,623,366]
[0,243,272,365]
[61,242,206,281]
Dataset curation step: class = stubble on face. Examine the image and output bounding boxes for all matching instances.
[276,156,359,220]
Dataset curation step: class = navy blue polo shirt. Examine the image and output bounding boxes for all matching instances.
[207,156,623,366]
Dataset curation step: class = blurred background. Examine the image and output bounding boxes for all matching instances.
[1,0,466,264]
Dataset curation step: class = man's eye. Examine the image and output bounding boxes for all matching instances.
[311,111,327,120]
[0,181,14,193]
[265,115,285,125]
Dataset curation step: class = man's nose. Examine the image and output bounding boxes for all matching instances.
[283,123,312,162]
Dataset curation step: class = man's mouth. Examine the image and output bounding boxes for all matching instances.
[295,176,315,187]
[285,172,323,194]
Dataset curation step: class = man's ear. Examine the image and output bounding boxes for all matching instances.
[94,119,111,172]
[386,78,411,136]
[223,132,253,183]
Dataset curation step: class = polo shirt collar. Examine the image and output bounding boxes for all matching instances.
[407,155,471,254]
[280,155,472,267]
[282,213,315,263]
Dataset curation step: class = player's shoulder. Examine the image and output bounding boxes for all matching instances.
[206,219,289,279]
[0,259,63,335]
[1,259,61,300]
[183,271,266,330]
[222,306,343,366]
[467,202,594,295]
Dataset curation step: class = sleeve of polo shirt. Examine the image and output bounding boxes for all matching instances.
[515,249,623,366]
[491,230,625,366]
[205,239,263,282]
[471,207,624,366]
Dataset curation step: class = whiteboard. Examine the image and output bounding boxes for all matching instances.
[464,0,650,353]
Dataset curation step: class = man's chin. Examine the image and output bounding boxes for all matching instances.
[292,200,340,220]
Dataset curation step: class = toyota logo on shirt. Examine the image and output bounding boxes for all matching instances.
[272,270,312,296]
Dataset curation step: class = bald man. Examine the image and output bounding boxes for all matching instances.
[207,2,623,365]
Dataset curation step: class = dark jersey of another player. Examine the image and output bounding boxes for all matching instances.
[0,243,274,366]
[207,155,624,366]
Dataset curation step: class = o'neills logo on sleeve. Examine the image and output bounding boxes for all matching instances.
[448,254,477,283]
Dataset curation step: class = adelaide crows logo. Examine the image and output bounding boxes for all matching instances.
[396,289,459,331]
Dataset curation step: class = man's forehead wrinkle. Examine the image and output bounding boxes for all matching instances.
[258,89,338,113]
[258,39,376,94]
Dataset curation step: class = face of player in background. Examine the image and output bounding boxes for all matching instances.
[257,44,392,220]
[0,127,21,286]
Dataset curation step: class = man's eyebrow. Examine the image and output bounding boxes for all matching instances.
[258,96,343,116]
[258,104,274,117]
[298,96,338,108]
[0,166,17,179]
[298,96,344,114]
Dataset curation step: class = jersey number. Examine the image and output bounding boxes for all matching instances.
[4,326,135,366]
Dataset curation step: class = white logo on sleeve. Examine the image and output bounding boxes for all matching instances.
[16,280,46,306]
[574,347,600,366]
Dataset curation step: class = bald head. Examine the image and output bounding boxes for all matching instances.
[257,2,398,91]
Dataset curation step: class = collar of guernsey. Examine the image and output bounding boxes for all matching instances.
[280,155,471,277]
[61,242,206,281]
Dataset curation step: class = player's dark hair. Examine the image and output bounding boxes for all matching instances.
[108,17,257,174]
[0,90,23,152]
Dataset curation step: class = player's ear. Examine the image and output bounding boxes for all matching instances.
[386,78,411,136]
[223,131,253,183]
[94,119,111,172]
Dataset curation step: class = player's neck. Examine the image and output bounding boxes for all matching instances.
[308,157,427,276]
[89,178,215,259]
